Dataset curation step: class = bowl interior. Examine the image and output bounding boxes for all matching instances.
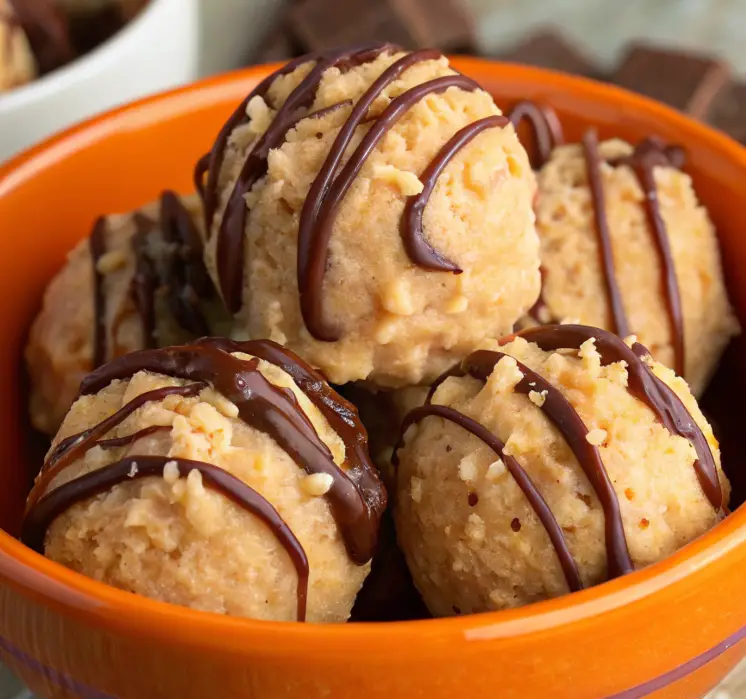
[1,56,746,610]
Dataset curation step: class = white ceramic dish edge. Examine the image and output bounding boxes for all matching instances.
[0,0,199,163]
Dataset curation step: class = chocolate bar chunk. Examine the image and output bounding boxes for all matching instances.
[254,21,302,64]
[709,83,746,144]
[288,0,475,54]
[8,0,74,75]
[613,44,730,120]
[500,29,599,77]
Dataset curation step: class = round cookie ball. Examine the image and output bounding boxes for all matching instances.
[0,0,38,91]
[394,325,728,616]
[526,135,738,395]
[24,338,386,623]
[201,46,539,387]
[25,192,230,435]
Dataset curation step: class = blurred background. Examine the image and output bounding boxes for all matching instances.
[3,0,746,162]
[2,0,746,697]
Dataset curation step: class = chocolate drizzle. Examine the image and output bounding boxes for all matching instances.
[207,44,398,312]
[130,213,159,349]
[609,138,686,376]
[463,349,632,578]
[394,404,583,591]
[160,191,212,338]
[394,324,722,592]
[29,383,206,510]
[582,129,630,339]
[96,424,170,449]
[90,192,212,368]
[22,456,310,621]
[202,46,504,340]
[581,130,686,376]
[400,114,508,273]
[299,69,485,341]
[520,324,721,510]
[23,339,385,619]
[507,101,564,169]
[89,217,108,368]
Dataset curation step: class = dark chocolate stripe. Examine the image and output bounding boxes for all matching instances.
[77,340,385,563]
[298,49,445,295]
[89,217,108,369]
[582,129,630,338]
[400,114,508,272]
[214,44,396,312]
[22,455,310,621]
[508,101,564,169]
[464,349,633,578]
[96,424,170,449]
[28,383,206,511]
[193,337,385,555]
[519,324,722,510]
[130,213,159,349]
[160,190,211,337]
[201,51,324,234]
[393,404,583,592]
[300,73,483,341]
[610,139,686,377]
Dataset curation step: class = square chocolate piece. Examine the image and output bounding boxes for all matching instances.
[500,29,599,77]
[288,0,475,53]
[612,44,730,120]
[710,82,746,144]
[253,23,302,64]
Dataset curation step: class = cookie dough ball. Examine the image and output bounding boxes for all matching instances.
[25,192,230,436]
[395,325,728,616]
[24,339,386,623]
[0,0,38,91]
[202,46,539,387]
[527,136,738,395]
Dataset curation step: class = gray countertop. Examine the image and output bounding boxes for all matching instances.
[471,0,746,71]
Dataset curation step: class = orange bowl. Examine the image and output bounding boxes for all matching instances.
[2,57,746,699]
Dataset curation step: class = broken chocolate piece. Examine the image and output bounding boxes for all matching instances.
[7,0,74,75]
[612,44,730,120]
[500,28,599,77]
[288,0,475,54]
[709,82,746,144]
[254,20,303,64]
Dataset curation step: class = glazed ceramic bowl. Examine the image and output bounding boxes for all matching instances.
[1,59,746,699]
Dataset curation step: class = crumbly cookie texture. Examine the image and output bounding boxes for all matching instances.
[395,334,729,616]
[526,138,738,395]
[0,0,37,91]
[207,50,539,387]
[42,355,368,622]
[25,195,228,435]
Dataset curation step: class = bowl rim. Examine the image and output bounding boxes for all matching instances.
[1,56,746,652]
[0,0,171,112]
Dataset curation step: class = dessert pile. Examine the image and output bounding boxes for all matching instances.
[21,45,738,622]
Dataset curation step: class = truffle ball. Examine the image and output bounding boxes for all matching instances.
[24,339,386,623]
[25,192,230,435]
[394,325,728,616]
[525,135,738,395]
[202,46,539,387]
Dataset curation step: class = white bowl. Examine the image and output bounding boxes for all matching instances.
[0,0,199,162]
